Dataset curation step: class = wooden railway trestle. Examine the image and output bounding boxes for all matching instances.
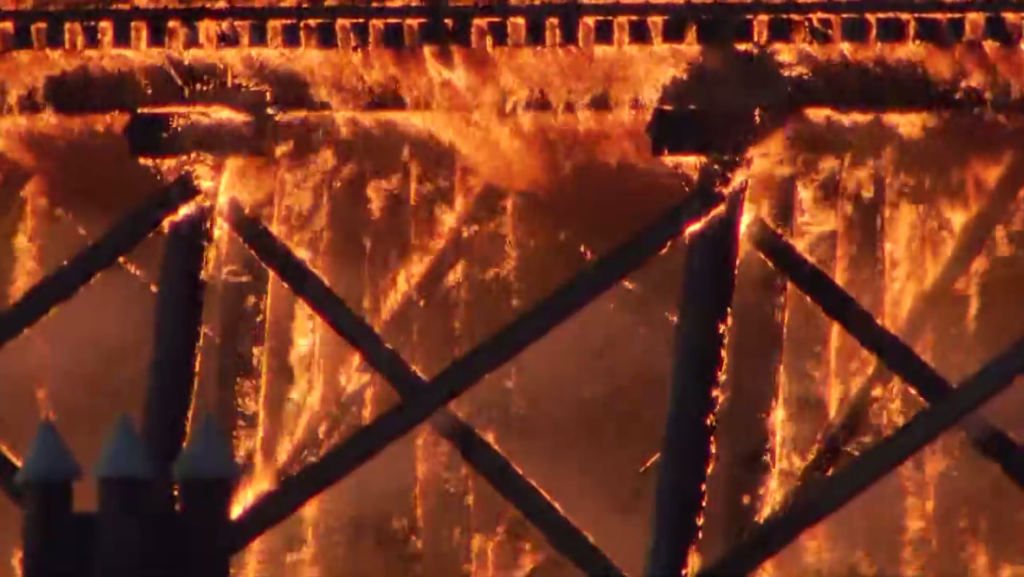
[1,32,1024,577]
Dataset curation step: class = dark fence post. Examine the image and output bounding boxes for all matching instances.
[16,420,81,577]
[94,415,158,577]
[174,415,239,577]
[646,190,743,577]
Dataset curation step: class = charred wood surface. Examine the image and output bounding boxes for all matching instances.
[700,333,1024,577]
[703,179,791,559]
[828,168,902,570]
[224,183,724,570]
[646,190,742,577]
[207,235,268,456]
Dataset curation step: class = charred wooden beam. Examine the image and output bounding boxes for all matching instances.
[787,152,1024,488]
[142,205,212,484]
[646,190,743,577]
[223,183,724,566]
[0,445,21,506]
[123,111,265,158]
[698,333,1024,576]
[704,179,793,559]
[0,175,200,351]
[207,235,268,455]
[749,217,1024,491]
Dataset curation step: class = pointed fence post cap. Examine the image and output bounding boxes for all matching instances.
[15,419,82,485]
[173,415,240,481]
[94,414,154,480]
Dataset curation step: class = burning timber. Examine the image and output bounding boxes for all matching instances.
[7,2,1024,576]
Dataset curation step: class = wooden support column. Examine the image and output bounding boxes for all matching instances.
[829,167,902,572]
[771,170,838,571]
[414,157,471,577]
[16,420,82,577]
[646,190,742,577]
[312,164,373,576]
[704,178,793,559]
[207,234,268,462]
[142,206,212,489]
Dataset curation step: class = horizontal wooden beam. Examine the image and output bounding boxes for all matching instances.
[699,333,1024,576]
[223,183,724,564]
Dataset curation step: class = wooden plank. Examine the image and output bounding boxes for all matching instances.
[223,183,723,568]
[698,333,1024,576]
[645,190,743,577]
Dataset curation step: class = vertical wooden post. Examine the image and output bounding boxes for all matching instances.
[16,420,81,577]
[94,415,158,577]
[142,206,212,490]
[174,414,240,577]
[704,177,794,558]
[646,190,743,577]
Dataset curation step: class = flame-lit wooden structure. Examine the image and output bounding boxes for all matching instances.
[3,1,1024,576]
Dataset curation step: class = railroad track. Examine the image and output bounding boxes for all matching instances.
[1,2,1024,52]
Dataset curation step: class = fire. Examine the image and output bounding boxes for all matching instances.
[6,4,1024,576]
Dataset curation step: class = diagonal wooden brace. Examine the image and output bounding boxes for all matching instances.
[750,217,1024,493]
[0,176,201,351]
[698,334,1024,576]
[224,185,725,568]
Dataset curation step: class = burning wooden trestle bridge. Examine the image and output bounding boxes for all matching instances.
[3,2,1024,577]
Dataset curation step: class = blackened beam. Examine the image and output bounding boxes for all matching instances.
[749,217,1024,491]
[280,187,504,473]
[223,185,725,564]
[142,206,212,483]
[789,152,1024,486]
[646,190,743,577]
[699,334,1024,576]
[0,176,200,350]
[0,444,20,506]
